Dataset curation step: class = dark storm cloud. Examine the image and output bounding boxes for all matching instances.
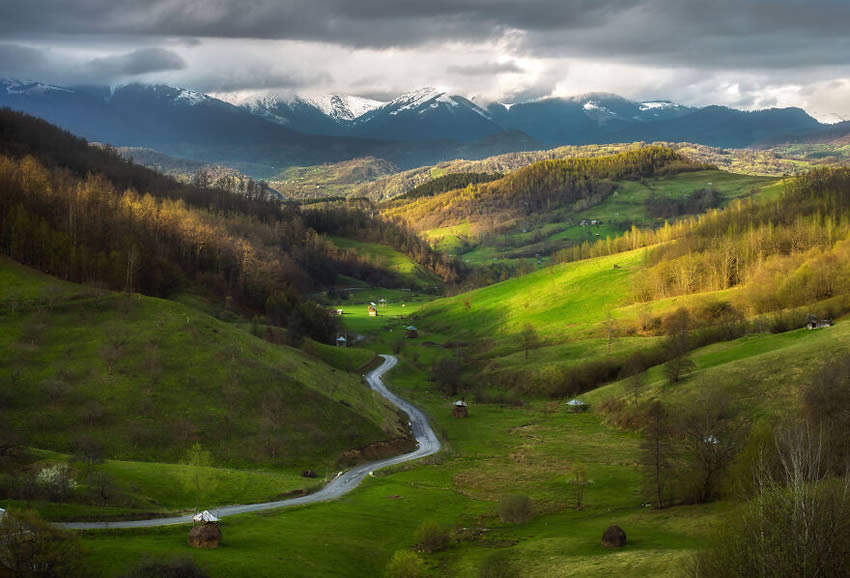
[89,47,186,76]
[196,70,331,93]
[0,43,49,71]
[1,0,850,71]
[448,61,524,76]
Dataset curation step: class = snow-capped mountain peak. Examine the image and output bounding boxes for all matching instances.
[300,94,385,121]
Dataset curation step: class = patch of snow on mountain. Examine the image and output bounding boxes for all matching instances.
[639,101,678,111]
[174,88,208,106]
[302,94,385,120]
[583,101,616,116]
[391,88,442,113]
[436,93,459,107]
[1,79,73,96]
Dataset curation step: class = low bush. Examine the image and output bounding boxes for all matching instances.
[414,520,449,553]
[499,494,533,524]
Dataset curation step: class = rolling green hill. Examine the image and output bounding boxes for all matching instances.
[0,257,408,519]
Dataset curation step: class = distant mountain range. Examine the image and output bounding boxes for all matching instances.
[0,78,834,174]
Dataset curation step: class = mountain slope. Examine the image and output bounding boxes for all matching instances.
[350,88,504,142]
[227,93,384,136]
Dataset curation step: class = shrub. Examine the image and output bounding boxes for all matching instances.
[385,550,426,578]
[0,509,87,577]
[479,550,520,578]
[36,463,78,501]
[414,520,449,553]
[499,494,533,524]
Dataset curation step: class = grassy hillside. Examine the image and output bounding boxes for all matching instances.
[418,250,642,341]
[326,236,442,290]
[72,296,850,577]
[0,257,409,519]
[413,168,779,269]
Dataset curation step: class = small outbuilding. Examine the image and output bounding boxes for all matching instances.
[453,399,468,418]
[565,398,587,413]
[336,335,348,347]
[406,325,418,338]
[806,314,832,330]
[368,303,378,317]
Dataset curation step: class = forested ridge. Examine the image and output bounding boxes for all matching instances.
[393,172,503,201]
[548,166,850,316]
[0,110,460,341]
[383,146,711,231]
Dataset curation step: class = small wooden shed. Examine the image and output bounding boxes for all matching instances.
[368,303,378,317]
[336,335,348,347]
[406,325,418,338]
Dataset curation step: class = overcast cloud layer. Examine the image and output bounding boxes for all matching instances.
[1,0,850,121]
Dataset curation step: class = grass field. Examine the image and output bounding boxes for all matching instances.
[75,355,722,577]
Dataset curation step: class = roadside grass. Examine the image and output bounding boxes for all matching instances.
[6,452,314,521]
[303,339,377,373]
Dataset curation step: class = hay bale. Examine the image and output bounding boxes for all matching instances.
[601,524,626,548]
[188,524,222,549]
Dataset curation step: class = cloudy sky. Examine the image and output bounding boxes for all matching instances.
[2,0,850,121]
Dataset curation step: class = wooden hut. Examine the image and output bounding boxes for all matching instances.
[336,335,348,347]
[368,303,378,317]
[406,325,418,338]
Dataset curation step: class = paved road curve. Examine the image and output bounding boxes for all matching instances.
[58,355,440,530]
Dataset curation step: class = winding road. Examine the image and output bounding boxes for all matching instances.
[57,354,441,530]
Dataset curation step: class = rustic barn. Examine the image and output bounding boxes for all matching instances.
[806,314,833,330]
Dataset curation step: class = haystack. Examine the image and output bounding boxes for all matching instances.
[188,523,222,549]
[452,399,468,418]
[189,511,222,549]
[601,524,626,548]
